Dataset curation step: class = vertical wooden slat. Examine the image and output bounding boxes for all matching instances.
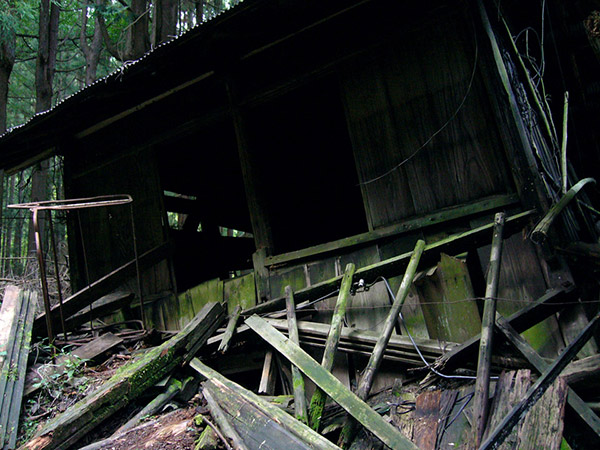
[285,286,308,424]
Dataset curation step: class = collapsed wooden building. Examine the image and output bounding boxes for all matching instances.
[1,0,600,448]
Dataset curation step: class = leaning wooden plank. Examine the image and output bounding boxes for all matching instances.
[480,309,600,450]
[339,240,425,447]
[0,289,37,449]
[309,263,355,431]
[202,384,247,450]
[217,305,241,353]
[495,315,600,447]
[33,242,171,337]
[472,212,505,448]
[63,292,134,331]
[243,210,534,317]
[434,284,578,374]
[285,286,308,424]
[245,315,419,450]
[190,358,341,450]
[21,302,224,450]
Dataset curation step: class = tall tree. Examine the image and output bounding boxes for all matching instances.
[0,0,17,133]
[99,0,150,61]
[153,0,178,46]
[80,0,105,86]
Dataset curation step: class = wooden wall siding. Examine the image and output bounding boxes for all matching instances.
[340,12,513,230]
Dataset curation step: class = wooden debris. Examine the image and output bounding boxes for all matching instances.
[245,315,419,450]
[25,332,124,396]
[339,240,425,447]
[217,305,241,353]
[562,354,600,393]
[472,212,505,448]
[23,302,224,450]
[190,358,341,450]
[285,286,308,424]
[63,292,134,332]
[258,350,277,395]
[481,309,600,449]
[0,287,37,450]
[202,385,245,450]
[309,263,355,431]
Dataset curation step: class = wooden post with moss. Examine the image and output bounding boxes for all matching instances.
[285,285,308,424]
[339,240,425,447]
[471,212,505,448]
[218,305,241,353]
[308,263,355,431]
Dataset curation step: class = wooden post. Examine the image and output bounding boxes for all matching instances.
[218,305,241,353]
[308,263,355,431]
[339,240,425,447]
[285,286,308,424]
[561,92,569,194]
[258,350,277,395]
[472,212,505,448]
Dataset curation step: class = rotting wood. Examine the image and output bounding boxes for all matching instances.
[217,305,241,353]
[203,384,245,450]
[495,315,600,447]
[530,178,596,244]
[245,315,420,450]
[561,354,600,392]
[243,210,534,317]
[0,288,37,450]
[309,263,356,431]
[33,242,171,337]
[285,286,308,424]
[63,292,134,332]
[266,318,455,365]
[339,240,425,448]
[190,358,342,450]
[433,283,577,374]
[480,309,600,450]
[413,391,445,450]
[472,212,505,448]
[25,332,124,396]
[258,350,277,395]
[22,302,224,450]
[266,194,519,267]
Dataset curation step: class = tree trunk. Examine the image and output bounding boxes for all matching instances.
[196,0,204,23]
[0,28,15,133]
[153,0,179,46]
[126,0,150,60]
[80,0,104,86]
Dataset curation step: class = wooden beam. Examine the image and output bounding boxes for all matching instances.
[245,315,420,450]
[218,305,241,354]
[203,383,248,450]
[190,358,341,450]
[258,350,277,395]
[63,292,134,331]
[495,315,600,447]
[33,242,171,337]
[309,263,355,430]
[266,194,519,267]
[481,310,600,449]
[243,210,534,316]
[472,212,505,448]
[285,286,308,424]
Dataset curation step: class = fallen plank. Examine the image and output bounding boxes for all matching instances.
[245,315,419,450]
[25,332,124,396]
[481,309,600,449]
[22,302,224,450]
[495,315,600,447]
[33,242,171,337]
[203,385,245,450]
[243,210,534,317]
[63,292,134,331]
[190,358,341,450]
[217,305,241,353]
[0,288,37,449]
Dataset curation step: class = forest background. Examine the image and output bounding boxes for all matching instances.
[0,0,236,292]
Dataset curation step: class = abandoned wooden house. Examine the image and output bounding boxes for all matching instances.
[1,0,600,449]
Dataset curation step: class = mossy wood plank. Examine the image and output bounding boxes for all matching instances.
[243,210,534,317]
[22,302,224,450]
[190,359,341,450]
[202,384,248,450]
[64,292,134,331]
[217,306,241,353]
[285,287,308,424]
[244,316,419,450]
[223,272,256,314]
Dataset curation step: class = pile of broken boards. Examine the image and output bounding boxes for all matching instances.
[7,272,600,450]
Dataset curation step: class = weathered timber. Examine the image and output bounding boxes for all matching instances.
[309,263,356,431]
[203,384,245,450]
[195,422,222,450]
[530,178,596,244]
[0,288,37,450]
[22,302,224,450]
[33,242,171,337]
[495,315,600,447]
[481,309,600,450]
[562,354,600,392]
[243,210,534,317]
[217,305,241,353]
[245,315,419,450]
[339,240,425,447]
[266,318,455,365]
[472,212,505,448]
[434,284,577,373]
[413,391,446,450]
[285,286,308,424]
[25,332,124,396]
[258,350,277,395]
[63,292,134,331]
[266,194,519,267]
[190,358,341,450]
